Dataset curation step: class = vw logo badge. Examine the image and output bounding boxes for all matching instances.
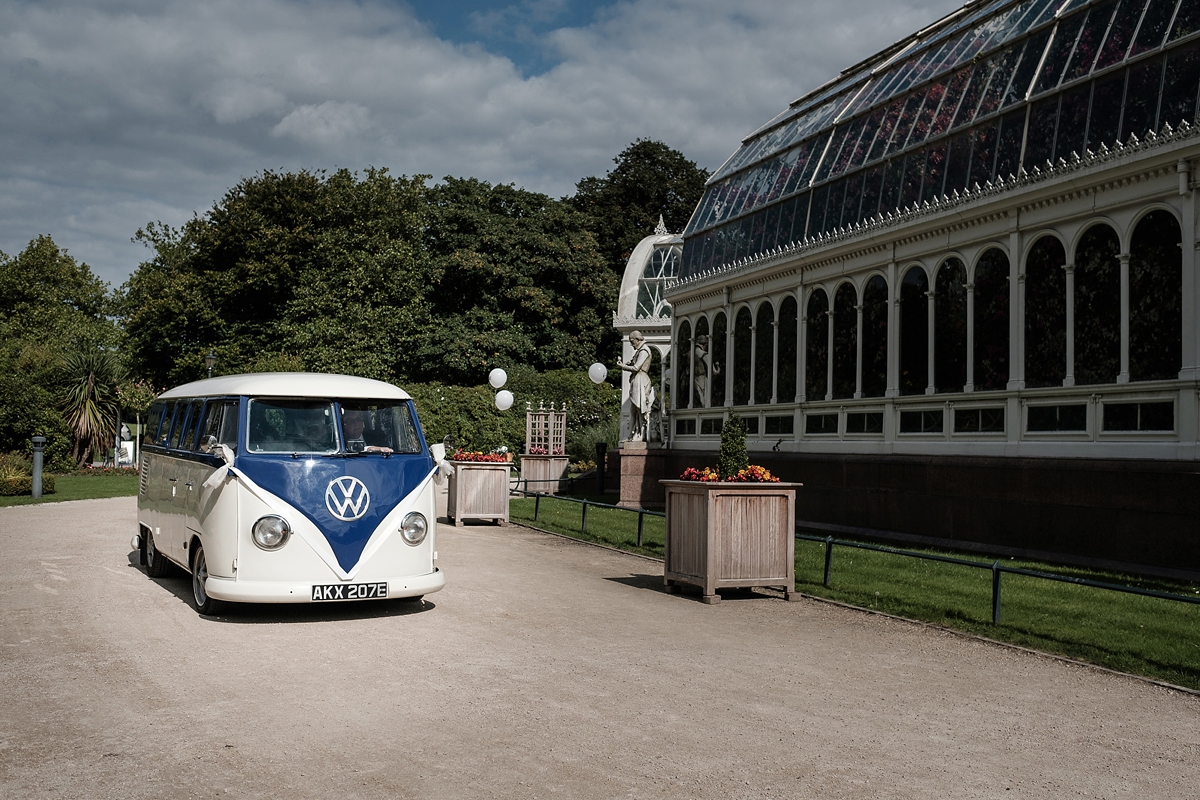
[325,476,370,521]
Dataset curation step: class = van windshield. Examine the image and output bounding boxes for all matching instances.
[248,400,338,453]
[339,401,422,454]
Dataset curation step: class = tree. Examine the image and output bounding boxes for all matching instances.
[119,169,430,386]
[0,236,117,469]
[58,350,124,466]
[416,178,619,384]
[570,139,709,275]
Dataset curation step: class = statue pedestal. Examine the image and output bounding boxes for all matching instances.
[616,442,668,509]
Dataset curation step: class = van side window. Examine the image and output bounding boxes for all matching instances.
[199,400,239,453]
[161,402,180,447]
[179,400,204,450]
[143,402,166,447]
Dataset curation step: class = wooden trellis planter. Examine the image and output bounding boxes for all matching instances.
[661,480,801,604]
[524,402,568,494]
[521,455,570,494]
[447,461,511,526]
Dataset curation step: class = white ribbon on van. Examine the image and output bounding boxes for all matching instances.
[201,444,290,518]
[430,443,455,485]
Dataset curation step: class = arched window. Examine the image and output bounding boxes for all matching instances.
[973,248,1009,391]
[1074,224,1120,385]
[806,290,829,400]
[1130,210,1182,381]
[676,320,692,409]
[861,276,888,398]
[935,257,968,393]
[733,307,753,405]
[777,296,799,403]
[755,302,775,404]
[636,246,680,319]
[693,316,710,408]
[899,267,929,395]
[833,283,858,399]
[1025,236,1067,389]
[712,312,728,407]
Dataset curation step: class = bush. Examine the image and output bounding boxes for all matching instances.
[0,452,55,495]
[402,367,620,455]
[716,414,748,479]
[0,474,56,496]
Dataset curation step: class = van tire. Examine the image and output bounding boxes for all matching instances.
[145,530,172,578]
[191,543,226,616]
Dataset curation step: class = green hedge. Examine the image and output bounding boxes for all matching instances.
[403,367,621,460]
[0,474,55,496]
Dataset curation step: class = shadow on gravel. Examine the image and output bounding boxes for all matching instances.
[608,574,791,604]
[124,548,434,623]
[606,574,668,592]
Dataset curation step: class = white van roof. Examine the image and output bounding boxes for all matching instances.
[159,373,412,401]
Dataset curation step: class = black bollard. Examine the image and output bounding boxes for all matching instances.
[31,436,46,499]
[595,442,607,495]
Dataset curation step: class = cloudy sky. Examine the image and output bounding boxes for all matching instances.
[0,0,963,287]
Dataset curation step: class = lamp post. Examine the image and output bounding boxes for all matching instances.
[205,351,216,378]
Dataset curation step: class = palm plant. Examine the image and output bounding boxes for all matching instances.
[58,350,124,467]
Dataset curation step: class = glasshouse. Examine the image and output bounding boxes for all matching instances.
[648,0,1200,578]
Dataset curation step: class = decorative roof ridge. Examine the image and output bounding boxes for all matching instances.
[668,120,1200,295]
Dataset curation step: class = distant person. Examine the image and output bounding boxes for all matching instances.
[343,410,393,454]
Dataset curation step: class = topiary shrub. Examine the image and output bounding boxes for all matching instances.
[715,414,749,479]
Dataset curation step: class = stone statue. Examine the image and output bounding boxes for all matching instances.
[693,334,718,408]
[617,330,653,442]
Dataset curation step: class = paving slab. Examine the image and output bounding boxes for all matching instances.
[1,497,1197,799]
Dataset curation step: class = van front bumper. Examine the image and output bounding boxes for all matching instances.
[203,568,445,604]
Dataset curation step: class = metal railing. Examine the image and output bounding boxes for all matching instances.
[510,487,664,548]
[798,533,1200,624]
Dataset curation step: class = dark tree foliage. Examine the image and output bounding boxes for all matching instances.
[0,236,117,469]
[570,139,709,274]
[417,177,618,385]
[120,168,430,387]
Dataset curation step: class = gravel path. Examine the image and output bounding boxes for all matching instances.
[1,497,1197,799]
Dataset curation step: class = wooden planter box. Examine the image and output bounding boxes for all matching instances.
[520,454,570,495]
[661,480,801,604]
[447,461,511,526]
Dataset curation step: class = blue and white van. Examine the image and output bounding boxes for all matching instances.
[132,373,447,614]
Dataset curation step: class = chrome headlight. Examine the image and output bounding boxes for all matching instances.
[252,515,291,550]
[400,512,428,546]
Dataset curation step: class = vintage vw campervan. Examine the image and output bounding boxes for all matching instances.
[132,373,447,614]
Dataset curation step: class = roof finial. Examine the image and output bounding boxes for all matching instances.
[654,215,668,236]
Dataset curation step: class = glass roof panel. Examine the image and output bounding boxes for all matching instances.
[1033,13,1088,96]
[683,0,1200,254]
[1129,0,1179,56]
[1170,0,1200,40]
[1095,0,1149,69]
[1063,0,1119,82]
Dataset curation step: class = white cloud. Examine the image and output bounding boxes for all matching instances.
[272,101,373,144]
[197,79,289,124]
[0,0,963,286]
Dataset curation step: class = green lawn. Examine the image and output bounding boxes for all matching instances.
[0,473,140,507]
[510,494,665,559]
[512,492,1200,691]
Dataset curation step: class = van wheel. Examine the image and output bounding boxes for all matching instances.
[145,530,172,578]
[191,543,225,616]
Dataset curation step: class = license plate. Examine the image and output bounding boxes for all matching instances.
[311,582,388,601]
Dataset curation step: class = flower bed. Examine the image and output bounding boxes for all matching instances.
[678,464,779,483]
[451,449,509,463]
